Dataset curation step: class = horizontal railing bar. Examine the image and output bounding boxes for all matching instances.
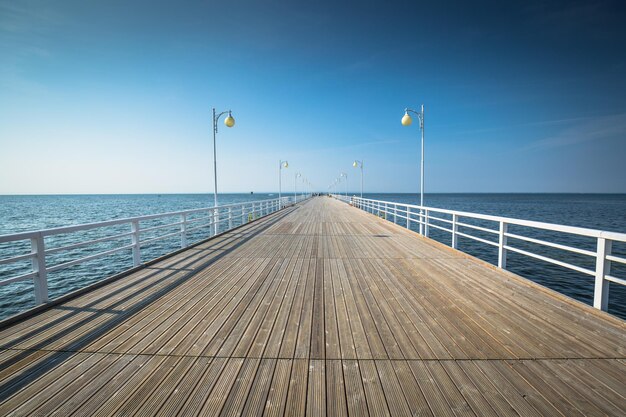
[504,245,595,276]
[605,275,626,286]
[606,254,626,265]
[456,221,499,235]
[0,271,38,286]
[185,223,213,234]
[0,233,37,244]
[384,213,410,222]
[393,207,410,215]
[455,230,499,247]
[139,221,184,234]
[0,252,36,266]
[425,222,453,234]
[505,232,596,257]
[45,231,134,255]
[47,244,136,273]
[185,215,214,225]
[426,216,453,225]
[140,230,184,246]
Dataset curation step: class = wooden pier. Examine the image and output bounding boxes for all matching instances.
[0,197,624,416]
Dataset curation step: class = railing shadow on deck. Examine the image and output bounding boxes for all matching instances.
[0,204,302,401]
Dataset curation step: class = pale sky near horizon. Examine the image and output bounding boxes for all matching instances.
[1,0,625,194]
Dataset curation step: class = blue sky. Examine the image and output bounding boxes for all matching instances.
[1,0,625,194]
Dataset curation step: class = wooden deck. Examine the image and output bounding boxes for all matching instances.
[0,196,624,416]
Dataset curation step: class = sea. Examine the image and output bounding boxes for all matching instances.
[1,193,625,321]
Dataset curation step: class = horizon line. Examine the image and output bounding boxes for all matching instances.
[1,191,626,196]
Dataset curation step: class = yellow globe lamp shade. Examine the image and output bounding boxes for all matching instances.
[401,112,412,126]
[353,161,358,168]
[224,112,235,128]
[283,161,288,168]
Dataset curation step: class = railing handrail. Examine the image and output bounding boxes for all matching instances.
[0,196,291,243]
[342,195,626,242]
[332,194,626,314]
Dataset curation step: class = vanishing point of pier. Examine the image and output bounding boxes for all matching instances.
[0,197,624,416]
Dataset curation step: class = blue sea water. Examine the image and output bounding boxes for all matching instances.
[0,193,625,321]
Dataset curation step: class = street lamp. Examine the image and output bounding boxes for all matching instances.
[212,107,235,235]
[352,160,363,199]
[279,160,288,208]
[295,172,301,203]
[402,104,425,234]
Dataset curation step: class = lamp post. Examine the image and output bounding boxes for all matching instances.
[302,178,307,200]
[295,172,301,203]
[212,107,235,235]
[352,160,363,199]
[279,160,288,208]
[402,104,425,234]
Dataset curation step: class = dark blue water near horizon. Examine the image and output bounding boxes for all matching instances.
[1,193,625,321]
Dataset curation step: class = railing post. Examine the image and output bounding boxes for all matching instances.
[214,209,220,236]
[131,220,141,267]
[30,233,48,304]
[180,213,188,248]
[594,237,611,311]
[424,209,430,237]
[406,206,410,229]
[451,214,458,249]
[228,207,233,230]
[419,210,424,235]
[393,204,397,223]
[498,221,507,269]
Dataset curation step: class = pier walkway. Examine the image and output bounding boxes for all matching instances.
[0,197,624,416]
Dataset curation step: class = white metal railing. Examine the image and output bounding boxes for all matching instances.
[332,194,626,313]
[0,195,309,307]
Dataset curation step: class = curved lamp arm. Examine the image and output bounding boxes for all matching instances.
[213,110,234,133]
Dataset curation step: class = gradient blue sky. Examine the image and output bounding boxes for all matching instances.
[1,0,625,194]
